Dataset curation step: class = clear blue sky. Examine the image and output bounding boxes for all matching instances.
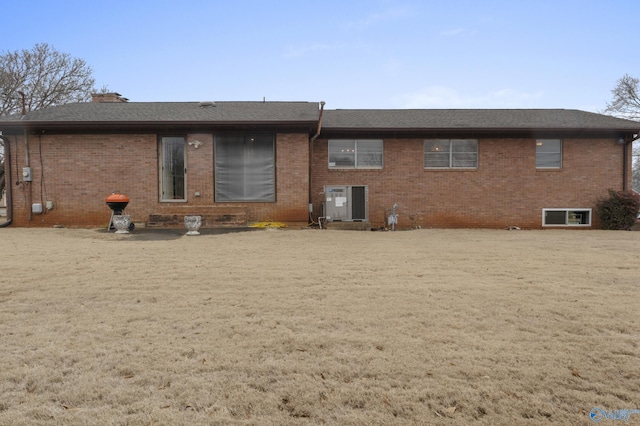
[2,0,638,111]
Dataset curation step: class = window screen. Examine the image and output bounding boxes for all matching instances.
[536,139,562,168]
[215,135,275,202]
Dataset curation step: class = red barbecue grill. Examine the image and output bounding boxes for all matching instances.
[106,192,134,231]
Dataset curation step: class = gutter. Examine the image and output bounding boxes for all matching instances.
[0,135,12,227]
[308,102,325,222]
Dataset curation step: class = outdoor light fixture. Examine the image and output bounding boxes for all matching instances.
[188,140,203,149]
[617,137,626,144]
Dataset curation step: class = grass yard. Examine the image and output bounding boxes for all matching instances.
[0,227,638,425]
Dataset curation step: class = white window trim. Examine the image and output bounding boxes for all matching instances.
[542,208,592,227]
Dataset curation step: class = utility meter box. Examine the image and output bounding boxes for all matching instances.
[323,185,368,221]
[22,167,33,182]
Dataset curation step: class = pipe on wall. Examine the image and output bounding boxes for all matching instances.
[308,101,325,222]
[621,132,640,192]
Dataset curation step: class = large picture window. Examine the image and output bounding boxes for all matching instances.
[328,139,383,169]
[536,139,562,168]
[160,136,186,201]
[215,134,275,202]
[424,139,478,168]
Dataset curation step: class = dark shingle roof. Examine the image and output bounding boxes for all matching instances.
[322,109,640,131]
[2,102,638,134]
[1,101,321,124]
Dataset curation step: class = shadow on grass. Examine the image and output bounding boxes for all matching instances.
[99,227,261,241]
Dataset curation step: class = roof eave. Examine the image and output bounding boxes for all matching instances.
[1,120,319,134]
[319,126,640,138]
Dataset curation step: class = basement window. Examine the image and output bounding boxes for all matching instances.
[542,209,591,226]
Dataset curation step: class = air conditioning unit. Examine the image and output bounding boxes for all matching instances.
[323,185,368,221]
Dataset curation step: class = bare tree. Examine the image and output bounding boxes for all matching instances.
[604,74,640,121]
[604,74,640,192]
[0,43,95,116]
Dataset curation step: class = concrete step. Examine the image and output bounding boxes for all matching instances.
[323,221,371,231]
[147,207,247,228]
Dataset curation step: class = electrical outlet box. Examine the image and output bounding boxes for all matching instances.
[22,167,32,182]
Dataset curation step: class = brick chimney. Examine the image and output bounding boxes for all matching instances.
[91,92,129,103]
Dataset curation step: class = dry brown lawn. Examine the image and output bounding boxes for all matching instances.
[0,227,638,425]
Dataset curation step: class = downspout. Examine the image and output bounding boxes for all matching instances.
[308,101,325,223]
[0,135,13,227]
[18,91,30,168]
[621,132,640,192]
[19,92,33,222]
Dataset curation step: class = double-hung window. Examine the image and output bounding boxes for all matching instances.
[160,136,186,201]
[536,139,562,168]
[424,139,478,168]
[328,139,383,169]
[214,134,275,202]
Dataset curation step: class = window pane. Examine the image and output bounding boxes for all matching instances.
[425,140,450,152]
[424,153,450,168]
[451,139,477,152]
[545,210,566,225]
[329,140,356,168]
[356,140,383,168]
[424,140,450,168]
[452,152,478,167]
[215,135,275,202]
[451,140,478,167]
[161,136,185,200]
[536,140,562,168]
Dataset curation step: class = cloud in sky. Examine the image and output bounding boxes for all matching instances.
[1,1,635,110]
[344,6,411,29]
[396,86,545,109]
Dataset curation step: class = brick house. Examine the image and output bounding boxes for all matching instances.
[1,94,638,229]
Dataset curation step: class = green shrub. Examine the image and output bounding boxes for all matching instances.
[596,189,640,230]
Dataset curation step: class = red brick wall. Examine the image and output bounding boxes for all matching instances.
[311,137,628,229]
[7,132,309,227]
[5,132,629,229]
